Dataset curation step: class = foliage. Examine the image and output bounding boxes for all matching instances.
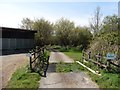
[101,14,118,33]
[20,17,92,49]
[20,18,34,30]
[33,18,53,46]
[20,18,54,46]
[100,31,118,45]
[54,45,87,52]
[54,18,93,49]
[57,46,70,52]
[54,18,75,46]
[73,27,93,49]
[88,14,119,59]
[50,45,61,49]
[20,14,118,52]
[7,65,40,88]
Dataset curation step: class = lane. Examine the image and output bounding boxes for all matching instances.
[40,73,99,88]
[49,52,74,63]
[39,51,99,88]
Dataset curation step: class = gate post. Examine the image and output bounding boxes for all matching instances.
[88,51,91,60]
[82,50,85,63]
[29,51,32,71]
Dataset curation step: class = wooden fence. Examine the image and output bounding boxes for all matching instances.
[28,46,49,77]
[82,51,120,73]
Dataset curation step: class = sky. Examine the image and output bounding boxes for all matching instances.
[0,0,119,28]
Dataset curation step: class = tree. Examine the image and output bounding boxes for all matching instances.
[33,18,53,46]
[101,14,118,33]
[74,27,93,49]
[54,18,75,46]
[20,18,34,30]
[89,6,102,37]
[20,18,53,46]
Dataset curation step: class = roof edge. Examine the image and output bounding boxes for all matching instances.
[0,26,37,33]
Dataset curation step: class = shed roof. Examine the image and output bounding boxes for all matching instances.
[1,27,37,33]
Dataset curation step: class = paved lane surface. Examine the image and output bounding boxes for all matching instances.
[39,51,99,88]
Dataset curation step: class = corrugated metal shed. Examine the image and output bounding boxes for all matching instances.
[1,27,37,54]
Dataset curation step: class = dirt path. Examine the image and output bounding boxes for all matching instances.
[39,51,99,88]
[0,53,28,88]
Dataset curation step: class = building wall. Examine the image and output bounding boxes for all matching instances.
[0,38,2,51]
[2,38,34,50]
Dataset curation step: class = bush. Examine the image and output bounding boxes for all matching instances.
[58,47,69,52]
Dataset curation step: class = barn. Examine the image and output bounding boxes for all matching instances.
[0,27,37,55]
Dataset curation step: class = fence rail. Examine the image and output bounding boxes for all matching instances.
[28,46,49,77]
[82,51,120,73]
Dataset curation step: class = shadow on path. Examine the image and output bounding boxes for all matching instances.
[47,63,57,73]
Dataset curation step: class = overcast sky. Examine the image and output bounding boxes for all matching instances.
[0,0,118,28]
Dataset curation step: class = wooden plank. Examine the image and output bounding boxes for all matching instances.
[76,61,101,76]
[109,61,120,67]
[88,59,107,68]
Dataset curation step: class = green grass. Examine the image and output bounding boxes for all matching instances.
[7,65,40,88]
[46,49,50,56]
[62,51,119,88]
[56,62,85,73]
[87,71,119,88]
[6,49,50,88]
[63,51,82,61]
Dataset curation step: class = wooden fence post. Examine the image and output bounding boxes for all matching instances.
[107,59,111,71]
[82,50,84,63]
[29,51,32,71]
[88,51,91,60]
[33,49,36,58]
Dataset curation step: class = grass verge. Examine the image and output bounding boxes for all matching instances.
[7,65,40,88]
[86,71,119,88]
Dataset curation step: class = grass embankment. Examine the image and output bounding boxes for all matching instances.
[7,49,50,88]
[7,65,40,88]
[57,50,119,88]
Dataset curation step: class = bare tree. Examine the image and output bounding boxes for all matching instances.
[89,6,102,37]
